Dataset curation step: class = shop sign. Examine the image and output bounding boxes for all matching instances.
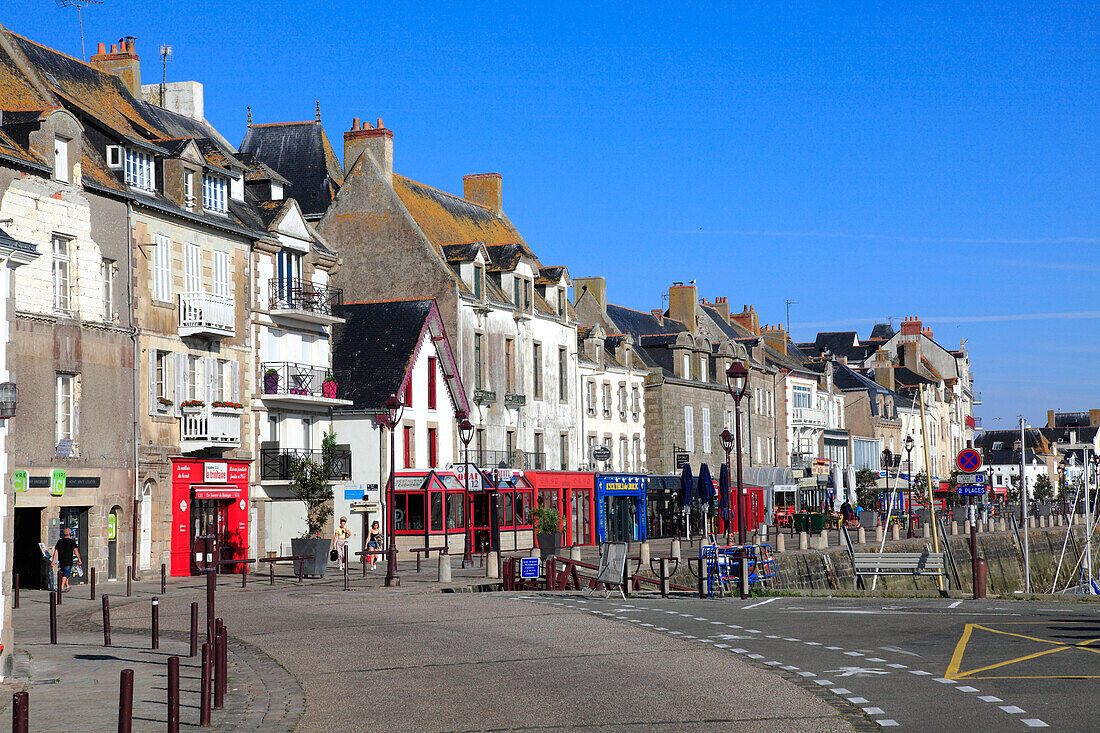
[107,512,117,540]
[204,462,228,483]
[50,469,66,496]
[394,475,426,491]
[228,463,249,482]
[11,469,27,492]
[674,451,690,470]
[590,445,612,463]
[454,463,483,492]
[65,476,100,488]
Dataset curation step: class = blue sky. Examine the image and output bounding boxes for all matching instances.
[5,2,1098,427]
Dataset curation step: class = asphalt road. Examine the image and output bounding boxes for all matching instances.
[514,593,1100,730]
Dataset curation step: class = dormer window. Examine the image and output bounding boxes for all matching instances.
[183,170,197,209]
[557,288,565,316]
[203,174,228,213]
[473,266,483,300]
[124,148,155,191]
[53,135,70,183]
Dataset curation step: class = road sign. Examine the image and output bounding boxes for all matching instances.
[956,448,983,473]
[519,557,540,579]
[956,474,986,486]
[957,485,987,496]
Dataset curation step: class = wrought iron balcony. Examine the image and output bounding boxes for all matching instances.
[259,446,352,481]
[467,449,545,471]
[259,362,352,407]
[268,278,344,325]
[790,407,826,428]
[472,389,496,405]
[180,404,241,451]
[178,291,235,338]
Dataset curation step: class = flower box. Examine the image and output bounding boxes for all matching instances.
[321,380,338,399]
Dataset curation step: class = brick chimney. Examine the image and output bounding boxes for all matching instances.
[668,284,698,333]
[761,324,787,356]
[921,325,934,341]
[90,37,141,96]
[711,296,730,324]
[574,276,607,315]
[344,117,393,184]
[463,173,503,215]
[899,315,923,337]
[730,304,760,336]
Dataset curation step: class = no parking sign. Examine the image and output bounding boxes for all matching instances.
[956,448,982,474]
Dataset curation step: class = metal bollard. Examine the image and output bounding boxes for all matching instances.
[118,668,134,733]
[90,566,96,601]
[168,655,180,733]
[12,690,29,733]
[975,558,988,599]
[343,546,349,591]
[206,570,215,646]
[189,602,199,657]
[215,627,228,710]
[161,563,166,595]
[270,562,275,586]
[739,558,750,600]
[199,642,212,726]
[242,564,247,588]
[57,568,63,605]
[126,566,132,597]
[151,596,159,649]
[697,557,705,599]
[660,557,670,598]
[49,592,57,644]
[102,594,112,646]
[13,573,18,610]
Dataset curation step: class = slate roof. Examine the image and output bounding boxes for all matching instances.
[392,174,523,253]
[484,243,534,272]
[237,155,290,185]
[975,429,1052,454]
[868,323,896,341]
[331,299,435,410]
[441,243,482,263]
[892,366,935,388]
[538,265,567,284]
[797,331,875,361]
[605,304,685,341]
[238,121,344,219]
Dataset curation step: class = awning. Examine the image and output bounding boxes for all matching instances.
[193,485,242,500]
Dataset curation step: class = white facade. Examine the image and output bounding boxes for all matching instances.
[577,328,646,473]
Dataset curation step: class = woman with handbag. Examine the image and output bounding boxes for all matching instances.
[332,517,351,570]
[366,520,383,570]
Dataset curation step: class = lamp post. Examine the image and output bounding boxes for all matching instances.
[383,394,404,587]
[725,361,750,545]
[720,428,734,536]
[881,447,893,524]
[457,413,474,568]
[904,434,915,538]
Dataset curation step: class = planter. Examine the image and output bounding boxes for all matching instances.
[264,373,280,394]
[321,380,338,399]
[290,388,309,396]
[290,537,332,578]
[537,532,561,560]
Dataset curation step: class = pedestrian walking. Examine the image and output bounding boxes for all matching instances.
[840,500,854,527]
[366,521,383,570]
[52,527,81,593]
[333,517,351,570]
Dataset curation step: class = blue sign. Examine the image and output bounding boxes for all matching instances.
[344,488,365,501]
[519,557,540,579]
[595,474,648,543]
[957,485,987,496]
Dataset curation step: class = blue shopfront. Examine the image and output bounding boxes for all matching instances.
[595,474,647,543]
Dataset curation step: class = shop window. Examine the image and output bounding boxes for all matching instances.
[430,492,444,532]
[446,493,465,529]
[395,493,425,532]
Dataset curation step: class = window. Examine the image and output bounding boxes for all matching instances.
[54,135,70,182]
[700,356,708,382]
[403,425,413,468]
[427,427,438,468]
[427,357,437,410]
[474,333,484,390]
[56,374,75,444]
[184,242,201,294]
[446,493,465,530]
[276,250,303,298]
[532,342,542,399]
[394,493,425,532]
[216,359,229,401]
[154,351,168,400]
[101,258,114,320]
[684,405,694,452]
[403,378,412,409]
[153,234,172,301]
[620,437,628,470]
[475,428,485,462]
[533,432,543,467]
[853,438,882,471]
[633,436,642,469]
[558,347,567,401]
[124,148,155,190]
[505,339,515,392]
[632,386,640,417]
[51,235,71,312]
[682,353,691,379]
[202,174,227,213]
[473,266,483,300]
[587,381,596,416]
[212,251,230,298]
[183,170,196,208]
[186,355,200,400]
[793,384,812,409]
[506,430,516,457]
[702,407,711,453]
[559,434,569,470]
[602,382,611,417]
[557,289,565,316]
[267,414,279,442]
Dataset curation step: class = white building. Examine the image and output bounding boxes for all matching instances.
[576,324,646,472]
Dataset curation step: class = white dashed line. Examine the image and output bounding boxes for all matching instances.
[798,671,817,677]
[844,651,864,657]
[848,696,870,704]
[978,696,1002,703]
[999,706,1026,714]
[831,688,851,695]
[934,678,956,684]
[727,624,742,629]
[732,648,749,654]
[867,657,886,662]
[747,653,765,659]
[909,670,932,676]
[743,597,780,609]
[713,644,730,649]
[1021,720,1048,728]
[765,660,782,666]
[956,686,979,693]
[785,637,801,642]
[766,634,781,639]
[863,707,886,715]
[826,646,843,650]
[709,621,724,625]
[805,641,822,646]
[876,720,899,727]
[655,627,668,631]
[814,679,834,686]
[781,665,799,671]
[746,629,762,634]
[886,663,908,669]
[948,601,962,609]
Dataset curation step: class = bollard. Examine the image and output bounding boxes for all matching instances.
[189,602,199,657]
[118,668,134,733]
[13,690,28,733]
[1028,517,1035,529]
[739,557,749,600]
[200,643,212,726]
[151,597,159,650]
[161,563,166,595]
[214,628,226,710]
[875,525,883,543]
[819,529,828,549]
[923,523,931,539]
[998,518,1006,533]
[343,546,349,592]
[486,551,499,579]
[206,570,215,645]
[438,553,452,583]
[659,557,670,598]
[218,627,228,702]
[49,591,57,644]
[639,541,651,569]
[776,533,785,553]
[975,558,988,599]
[127,566,132,597]
[13,573,18,610]
[56,568,63,605]
[270,562,275,586]
[570,545,582,562]
[671,538,682,561]
[168,656,180,733]
[857,526,866,545]
[90,566,96,601]
[102,594,112,646]
[891,524,900,541]
[951,521,958,536]
[798,532,808,550]
[697,557,705,599]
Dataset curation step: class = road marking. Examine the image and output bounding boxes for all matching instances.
[844,651,864,657]
[879,646,922,657]
[831,688,851,695]
[956,686,979,693]
[949,601,962,609]
[886,663,908,669]
[743,597,779,610]
[713,644,730,649]
[710,621,724,624]
[863,707,885,715]
[1021,720,1048,728]
[732,648,749,654]
[766,634,781,639]
[814,679,834,686]
[692,616,708,621]
[655,627,668,631]
[785,638,801,642]
[798,671,817,677]
[640,623,653,627]
[934,678,956,684]
[747,653,765,659]
[847,697,870,704]
[683,635,697,639]
[826,667,889,677]
[876,720,899,727]
[978,696,1002,703]
[765,660,782,665]
[867,657,886,662]
[909,670,932,675]
[805,641,822,646]
[781,665,799,671]
[727,624,743,629]
[946,622,1100,680]
[826,646,843,650]
[999,706,1026,714]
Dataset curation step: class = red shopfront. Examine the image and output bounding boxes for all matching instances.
[171,459,250,577]
[525,471,596,547]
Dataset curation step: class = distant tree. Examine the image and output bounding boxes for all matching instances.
[1033,474,1054,503]
[1006,474,1021,503]
[855,469,880,510]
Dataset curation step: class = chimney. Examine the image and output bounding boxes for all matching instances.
[651,309,664,326]
[1047,409,1055,428]
[872,362,895,391]
[343,117,393,184]
[711,296,730,324]
[463,173,503,215]
[761,324,788,356]
[921,326,934,341]
[668,284,698,333]
[574,277,607,315]
[730,304,760,336]
[90,36,141,95]
[899,315,923,337]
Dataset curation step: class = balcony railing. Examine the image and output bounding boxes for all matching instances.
[181,404,241,450]
[269,278,344,323]
[466,449,545,471]
[790,453,814,469]
[259,446,352,481]
[790,407,826,428]
[260,362,342,402]
[179,291,235,338]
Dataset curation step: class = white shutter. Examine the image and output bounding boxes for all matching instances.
[204,357,216,404]
[173,352,186,409]
[148,349,157,415]
[230,360,240,402]
[684,405,694,452]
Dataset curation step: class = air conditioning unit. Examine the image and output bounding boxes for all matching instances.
[106,145,123,170]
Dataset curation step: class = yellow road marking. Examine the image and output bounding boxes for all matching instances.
[946,622,1100,680]
[945,623,974,680]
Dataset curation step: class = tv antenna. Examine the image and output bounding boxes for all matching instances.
[159,44,172,106]
[785,299,797,333]
[55,0,104,61]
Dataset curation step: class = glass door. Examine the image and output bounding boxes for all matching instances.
[190,499,229,575]
[472,494,492,553]
[569,490,591,546]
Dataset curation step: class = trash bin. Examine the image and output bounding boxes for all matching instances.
[793,514,810,534]
[810,513,827,532]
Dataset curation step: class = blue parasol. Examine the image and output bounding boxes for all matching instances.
[698,463,715,505]
[718,463,731,520]
[680,463,695,505]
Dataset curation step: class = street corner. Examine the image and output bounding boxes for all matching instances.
[946,619,1100,680]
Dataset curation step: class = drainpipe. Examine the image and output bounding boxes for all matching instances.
[127,201,139,577]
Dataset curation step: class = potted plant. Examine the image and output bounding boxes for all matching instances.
[263,368,280,394]
[211,400,243,412]
[532,505,563,560]
[321,371,338,399]
[180,399,205,412]
[288,431,338,577]
[156,397,173,413]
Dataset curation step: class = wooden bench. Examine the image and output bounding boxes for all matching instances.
[410,546,448,572]
[852,552,948,589]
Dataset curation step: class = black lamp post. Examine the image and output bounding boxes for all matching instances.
[457,412,474,568]
[725,360,750,545]
[383,393,404,587]
[881,447,892,526]
[904,434,915,538]
[720,428,733,536]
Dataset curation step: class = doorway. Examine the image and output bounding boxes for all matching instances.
[13,508,44,589]
[58,506,89,585]
[569,490,591,546]
[604,496,638,543]
[139,481,153,571]
[472,493,492,553]
[107,506,120,580]
[190,499,230,575]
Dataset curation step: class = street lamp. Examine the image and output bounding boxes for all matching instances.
[725,360,750,544]
[720,428,734,535]
[383,393,404,587]
[457,412,475,568]
[904,434,915,538]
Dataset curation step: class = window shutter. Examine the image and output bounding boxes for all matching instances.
[231,360,240,402]
[148,349,157,416]
[173,352,186,409]
[204,357,216,404]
